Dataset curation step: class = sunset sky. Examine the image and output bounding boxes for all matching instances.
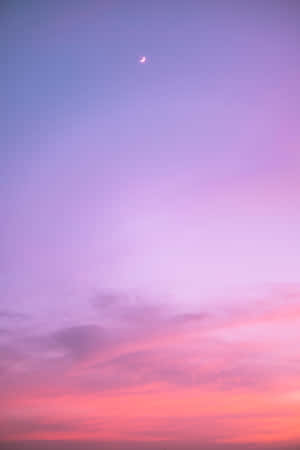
[1,1,300,449]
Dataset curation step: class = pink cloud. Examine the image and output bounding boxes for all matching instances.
[1,285,300,444]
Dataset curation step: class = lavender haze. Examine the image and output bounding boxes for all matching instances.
[1,1,300,448]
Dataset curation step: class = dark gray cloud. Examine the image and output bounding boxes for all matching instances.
[90,291,209,335]
[51,324,110,360]
[0,344,23,361]
[0,309,29,320]
[0,327,10,336]
[0,343,25,376]
[90,291,164,326]
[0,416,104,438]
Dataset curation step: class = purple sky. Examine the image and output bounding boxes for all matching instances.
[1,1,300,447]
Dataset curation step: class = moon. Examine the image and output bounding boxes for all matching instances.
[139,56,146,64]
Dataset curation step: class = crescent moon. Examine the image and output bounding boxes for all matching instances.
[139,56,146,64]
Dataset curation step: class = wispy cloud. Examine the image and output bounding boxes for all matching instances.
[1,285,300,443]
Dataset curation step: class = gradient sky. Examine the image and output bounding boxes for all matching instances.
[1,1,300,448]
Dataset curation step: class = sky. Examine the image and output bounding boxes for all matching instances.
[1,0,300,448]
